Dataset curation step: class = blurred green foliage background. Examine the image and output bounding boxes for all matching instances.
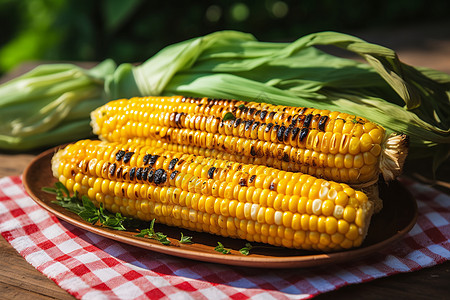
[1,0,449,75]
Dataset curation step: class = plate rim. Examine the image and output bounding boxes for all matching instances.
[22,146,418,269]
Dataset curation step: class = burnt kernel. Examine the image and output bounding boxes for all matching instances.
[143,154,151,165]
[115,150,125,161]
[259,110,268,121]
[207,167,216,179]
[291,127,300,141]
[284,125,292,142]
[311,114,321,129]
[318,115,328,131]
[268,111,276,121]
[303,114,313,128]
[249,175,257,184]
[170,170,179,180]
[148,155,159,167]
[296,114,305,125]
[136,168,143,180]
[123,152,134,164]
[269,182,276,190]
[177,159,185,166]
[299,127,309,142]
[154,169,167,185]
[277,125,286,142]
[234,118,242,128]
[248,107,256,116]
[168,158,179,170]
[255,110,261,118]
[117,166,124,179]
[252,121,260,131]
[174,112,185,127]
[273,125,280,138]
[282,153,290,162]
[291,114,301,127]
[102,162,111,174]
[129,167,136,180]
[147,169,154,182]
[265,123,274,133]
[108,163,116,176]
[250,145,257,156]
[239,178,247,187]
[141,167,149,181]
[299,107,307,115]
[245,120,254,131]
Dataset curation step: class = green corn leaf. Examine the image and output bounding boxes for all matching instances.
[1,30,448,173]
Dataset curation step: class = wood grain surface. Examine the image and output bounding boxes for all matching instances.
[1,22,449,299]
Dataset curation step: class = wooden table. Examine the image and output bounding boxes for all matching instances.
[1,23,449,299]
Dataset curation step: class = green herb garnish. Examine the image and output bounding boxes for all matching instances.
[43,182,136,231]
[179,232,193,244]
[136,219,171,245]
[214,242,231,254]
[239,243,253,256]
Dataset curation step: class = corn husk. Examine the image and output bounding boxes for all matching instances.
[0,31,448,172]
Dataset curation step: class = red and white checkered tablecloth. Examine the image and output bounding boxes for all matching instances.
[0,175,448,299]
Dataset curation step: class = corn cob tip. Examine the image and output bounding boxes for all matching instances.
[90,110,102,137]
[360,183,382,213]
[380,133,409,182]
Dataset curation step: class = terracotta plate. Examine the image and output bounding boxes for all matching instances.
[23,146,418,269]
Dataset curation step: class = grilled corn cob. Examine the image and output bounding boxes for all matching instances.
[91,96,408,188]
[51,139,374,251]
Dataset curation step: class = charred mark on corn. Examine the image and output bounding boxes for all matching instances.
[299,127,309,142]
[318,116,328,131]
[143,154,151,165]
[108,163,116,176]
[147,169,154,182]
[148,155,159,167]
[170,170,179,180]
[303,114,313,128]
[136,167,143,180]
[153,169,167,185]
[123,152,134,164]
[142,167,149,181]
[291,127,300,141]
[259,110,268,121]
[115,150,125,161]
[129,167,136,180]
[277,125,285,142]
[207,167,216,179]
[168,158,179,170]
